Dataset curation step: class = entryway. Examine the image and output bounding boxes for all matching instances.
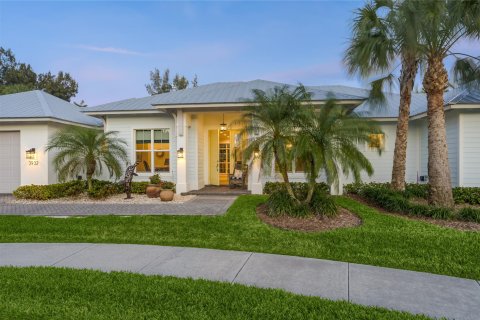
[208,129,243,186]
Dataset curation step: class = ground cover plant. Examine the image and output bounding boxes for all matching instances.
[0,267,429,320]
[1,195,479,279]
[345,183,480,223]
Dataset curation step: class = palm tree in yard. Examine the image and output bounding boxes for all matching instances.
[238,85,310,203]
[294,99,380,203]
[45,126,128,191]
[414,0,480,206]
[344,0,421,192]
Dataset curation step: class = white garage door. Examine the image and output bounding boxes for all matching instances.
[0,132,21,193]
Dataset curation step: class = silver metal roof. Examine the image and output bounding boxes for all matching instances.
[0,90,102,126]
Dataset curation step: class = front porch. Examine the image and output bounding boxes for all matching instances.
[181,185,251,196]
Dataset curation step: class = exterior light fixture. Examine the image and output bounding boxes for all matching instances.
[26,148,36,160]
[253,147,260,159]
[286,143,293,150]
[177,147,184,158]
[220,113,227,131]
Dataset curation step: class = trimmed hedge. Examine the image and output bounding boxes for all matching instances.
[13,181,85,200]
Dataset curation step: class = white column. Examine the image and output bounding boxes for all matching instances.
[249,157,263,194]
[330,171,344,195]
[176,109,188,194]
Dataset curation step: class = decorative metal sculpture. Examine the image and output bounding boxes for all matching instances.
[124,161,139,199]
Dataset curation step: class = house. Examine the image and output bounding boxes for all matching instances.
[0,90,102,193]
[1,80,479,194]
[82,79,480,194]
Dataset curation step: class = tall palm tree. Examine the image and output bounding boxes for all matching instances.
[45,126,128,191]
[237,85,310,202]
[294,99,379,203]
[414,0,480,206]
[344,0,421,191]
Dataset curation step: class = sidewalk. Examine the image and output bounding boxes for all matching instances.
[1,243,479,319]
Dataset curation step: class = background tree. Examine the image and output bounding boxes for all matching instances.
[145,67,198,95]
[344,0,421,192]
[294,99,379,203]
[45,127,128,192]
[37,71,78,101]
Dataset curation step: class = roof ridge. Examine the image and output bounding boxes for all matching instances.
[35,90,53,117]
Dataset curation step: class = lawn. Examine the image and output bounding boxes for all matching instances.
[0,267,430,320]
[0,196,479,279]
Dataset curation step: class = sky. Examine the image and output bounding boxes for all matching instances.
[1,1,479,106]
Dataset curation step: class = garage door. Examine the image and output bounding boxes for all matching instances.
[0,132,20,193]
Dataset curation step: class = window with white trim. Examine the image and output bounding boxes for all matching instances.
[368,133,385,150]
[135,129,170,173]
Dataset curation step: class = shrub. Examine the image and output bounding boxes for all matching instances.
[131,181,148,194]
[428,207,454,220]
[266,190,309,217]
[404,183,429,199]
[149,174,161,185]
[453,187,480,205]
[160,181,175,192]
[13,181,84,200]
[263,182,329,198]
[310,190,338,217]
[458,207,480,223]
[87,180,122,199]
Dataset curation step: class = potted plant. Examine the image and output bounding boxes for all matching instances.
[146,174,161,198]
[160,181,175,202]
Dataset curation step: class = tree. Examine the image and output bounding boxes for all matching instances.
[37,71,78,101]
[173,73,189,90]
[237,85,310,202]
[0,47,16,84]
[295,99,379,203]
[344,0,421,192]
[45,127,128,192]
[145,67,198,95]
[414,0,480,206]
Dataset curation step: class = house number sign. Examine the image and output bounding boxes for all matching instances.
[28,160,39,166]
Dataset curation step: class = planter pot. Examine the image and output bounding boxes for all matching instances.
[160,189,174,202]
[146,184,161,198]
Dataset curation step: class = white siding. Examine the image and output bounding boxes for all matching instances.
[460,112,480,186]
[104,114,176,183]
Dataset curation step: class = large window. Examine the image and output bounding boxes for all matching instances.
[135,129,170,173]
[368,133,385,151]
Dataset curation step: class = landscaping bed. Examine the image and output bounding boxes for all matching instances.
[257,203,361,232]
[6,193,195,204]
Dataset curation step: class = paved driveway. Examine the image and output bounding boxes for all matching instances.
[1,243,479,320]
[0,195,236,216]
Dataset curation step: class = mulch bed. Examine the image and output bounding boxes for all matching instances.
[256,204,362,232]
[348,194,480,232]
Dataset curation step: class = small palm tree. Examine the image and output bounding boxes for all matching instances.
[237,85,310,202]
[294,99,380,203]
[45,127,128,191]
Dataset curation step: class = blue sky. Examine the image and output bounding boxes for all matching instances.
[1,1,478,106]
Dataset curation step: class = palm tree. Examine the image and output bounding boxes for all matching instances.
[237,85,310,202]
[414,0,480,206]
[294,99,379,203]
[45,126,128,191]
[344,0,421,191]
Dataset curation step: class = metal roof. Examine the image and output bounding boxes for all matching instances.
[0,90,102,126]
[85,80,367,113]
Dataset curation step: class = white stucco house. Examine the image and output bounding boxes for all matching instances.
[1,79,479,194]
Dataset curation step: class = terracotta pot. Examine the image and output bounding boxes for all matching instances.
[146,184,161,198]
[160,189,174,202]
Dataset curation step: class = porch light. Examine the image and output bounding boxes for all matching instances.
[177,147,184,158]
[286,143,293,150]
[220,113,227,131]
[253,147,260,159]
[26,148,36,160]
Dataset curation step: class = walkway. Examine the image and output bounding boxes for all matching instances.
[0,195,236,216]
[1,243,478,320]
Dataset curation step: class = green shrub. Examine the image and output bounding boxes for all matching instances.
[458,207,480,222]
[13,181,84,200]
[266,190,309,217]
[310,190,338,217]
[404,184,429,199]
[263,182,329,199]
[87,180,122,199]
[131,181,148,194]
[428,207,454,220]
[160,181,176,192]
[407,203,431,217]
[149,174,161,185]
[453,187,480,205]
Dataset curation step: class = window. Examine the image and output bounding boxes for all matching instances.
[274,158,305,173]
[135,129,170,173]
[368,133,385,150]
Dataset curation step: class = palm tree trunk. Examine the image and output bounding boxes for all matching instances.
[86,159,96,192]
[391,53,418,191]
[422,56,454,207]
[273,149,298,203]
[305,159,316,204]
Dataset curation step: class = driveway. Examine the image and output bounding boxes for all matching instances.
[0,195,236,216]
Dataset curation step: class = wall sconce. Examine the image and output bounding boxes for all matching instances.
[253,148,260,159]
[177,147,184,158]
[286,143,293,150]
[26,148,36,160]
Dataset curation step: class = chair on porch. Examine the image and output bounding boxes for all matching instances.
[229,162,247,189]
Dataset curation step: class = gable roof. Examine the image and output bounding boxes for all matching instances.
[84,80,367,113]
[0,90,102,127]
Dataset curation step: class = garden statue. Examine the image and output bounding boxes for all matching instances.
[124,161,139,199]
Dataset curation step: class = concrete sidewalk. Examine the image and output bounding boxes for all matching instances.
[1,243,479,319]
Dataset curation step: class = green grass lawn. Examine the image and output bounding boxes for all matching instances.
[0,267,430,320]
[0,196,479,279]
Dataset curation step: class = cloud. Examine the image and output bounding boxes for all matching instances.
[76,45,144,56]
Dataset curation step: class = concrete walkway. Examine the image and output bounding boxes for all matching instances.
[0,243,478,319]
[0,195,236,216]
